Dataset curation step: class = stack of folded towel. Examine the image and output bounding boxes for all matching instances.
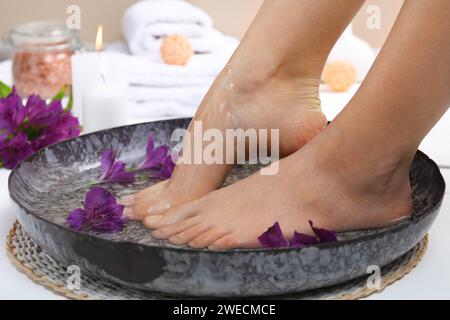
[116,0,239,120]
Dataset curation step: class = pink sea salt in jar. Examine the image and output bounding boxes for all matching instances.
[7,21,80,98]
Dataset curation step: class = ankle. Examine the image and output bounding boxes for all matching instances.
[221,53,323,95]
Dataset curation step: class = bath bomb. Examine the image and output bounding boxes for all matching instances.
[160,34,194,66]
[323,61,357,92]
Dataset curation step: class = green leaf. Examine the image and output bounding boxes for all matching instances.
[51,85,67,102]
[64,85,73,112]
[0,81,12,98]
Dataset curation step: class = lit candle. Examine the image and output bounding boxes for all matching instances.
[71,25,129,133]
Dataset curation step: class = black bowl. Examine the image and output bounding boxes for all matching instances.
[8,118,445,297]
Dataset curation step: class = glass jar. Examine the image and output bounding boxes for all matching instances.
[7,21,80,98]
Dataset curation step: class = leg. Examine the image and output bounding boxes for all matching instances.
[146,0,450,249]
[125,0,365,220]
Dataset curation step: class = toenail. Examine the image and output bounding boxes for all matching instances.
[145,215,163,224]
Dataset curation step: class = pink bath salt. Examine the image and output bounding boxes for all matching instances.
[13,48,73,98]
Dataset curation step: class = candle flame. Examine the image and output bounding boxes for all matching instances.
[95,25,103,52]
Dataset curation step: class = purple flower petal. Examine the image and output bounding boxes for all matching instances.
[0,132,34,169]
[100,149,115,179]
[146,134,155,155]
[84,187,117,211]
[308,220,337,243]
[258,222,289,248]
[24,95,64,128]
[108,161,135,184]
[157,154,176,180]
[67,208,86,231]
[99,149,135,184]
[289,231,320,248]
[139,145,169,170]
[0,88,25,133]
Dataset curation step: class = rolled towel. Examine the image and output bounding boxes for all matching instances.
[123,0,213,55]
[106,41,233,79]
[126,52,230,82]
[130,74,215,88]
[141,29,239,56]
[106,42,231,86]
[129,85,209,104]
[128,100,197,120]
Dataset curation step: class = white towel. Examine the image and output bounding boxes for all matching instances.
[127,53,230,78]
[129,85,209,104]
[141,28,239,56]
[129,100,197,118]
[123,0,213,55]
[106,41,230,88]
[130,74,215,88]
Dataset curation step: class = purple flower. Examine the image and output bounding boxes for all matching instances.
[138,135,169,170]
[100,149,135,184]
[24,95,63,128]
[257,222,290,248]
[0,132,34,169]
[138,134,176,180]
[308,220,337,243]
[258,221,337,248]
[67,187,127,232]
[0,88,81,169]
[0,88,25,134]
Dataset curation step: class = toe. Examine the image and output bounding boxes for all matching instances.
[134,181,168,202]
[124,202,151,221]
[168,223,212,245]
[209,233,260,250]
[150,217,201,239]
[144,201,199,228]
[189,228,231,249]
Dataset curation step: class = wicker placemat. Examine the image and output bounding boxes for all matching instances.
[6,221,428,300]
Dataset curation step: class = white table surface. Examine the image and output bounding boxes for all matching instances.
[1,61,449,299]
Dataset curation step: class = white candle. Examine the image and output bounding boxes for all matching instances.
[82,80,127,133]
[71,25,129,131]
[71,52,129,125]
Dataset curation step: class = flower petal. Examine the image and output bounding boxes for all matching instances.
[258,222,289,248]
[84,187,117,211]
[157,154,176,180]
[308,220,337,243]
[289,231,320,248]
[67,208,86,231]
[100,149,115,179]
[139,145,169,170]
[146,134,155,154]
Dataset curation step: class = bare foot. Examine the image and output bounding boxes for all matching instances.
[143,125,412,250]
[122,66,326,220]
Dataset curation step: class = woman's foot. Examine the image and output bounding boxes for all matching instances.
[122,65,326,220]
[143,121,412,250]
